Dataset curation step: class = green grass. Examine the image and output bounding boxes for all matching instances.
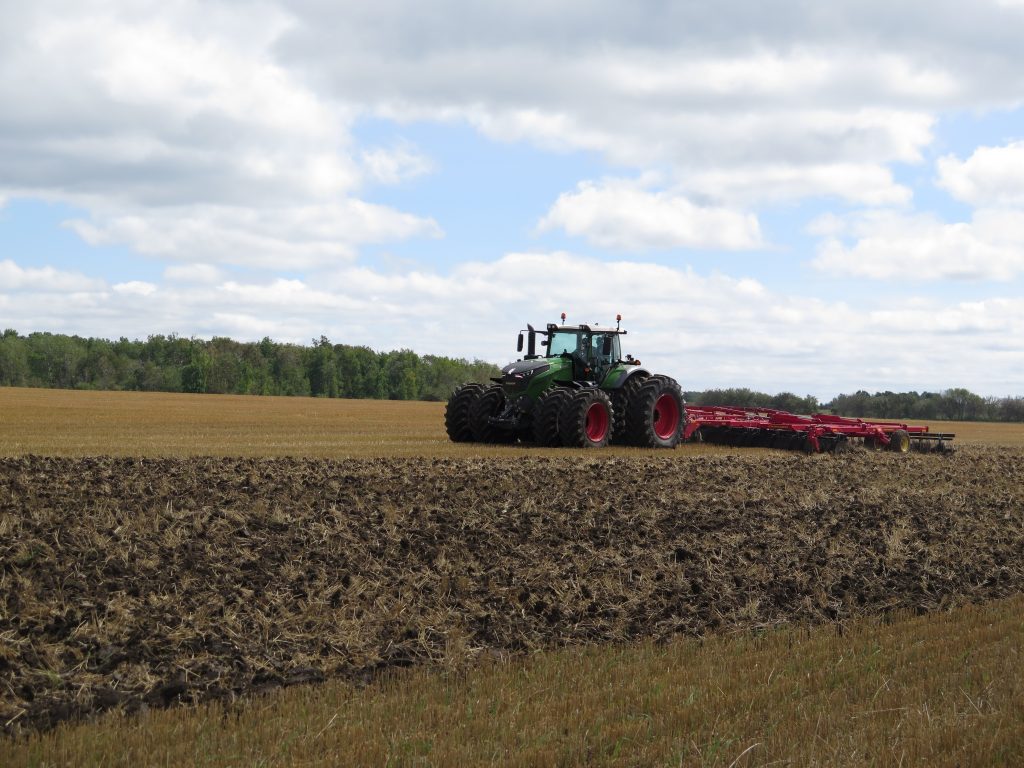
[6,596,1022,767]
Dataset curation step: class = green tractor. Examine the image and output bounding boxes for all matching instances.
[445,315,685,448]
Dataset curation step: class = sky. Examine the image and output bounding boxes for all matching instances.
[1,0,1023,399]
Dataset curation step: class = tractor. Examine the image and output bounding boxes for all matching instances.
[445,314,685,448]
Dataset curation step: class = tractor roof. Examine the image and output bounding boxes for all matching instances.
[546,323,625,335]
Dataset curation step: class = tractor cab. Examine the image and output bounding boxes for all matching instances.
[516,314,630,383]
[544,324,622,382]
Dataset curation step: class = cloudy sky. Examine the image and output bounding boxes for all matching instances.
[2,0,1023,397]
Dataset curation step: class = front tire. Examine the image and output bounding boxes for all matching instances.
[558,389,614,448]
[445,383,483,442]
[626,375,685,448]
[469,384,515,443]
[532,388,571,446]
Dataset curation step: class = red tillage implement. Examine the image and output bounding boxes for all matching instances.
[683,405,955,454]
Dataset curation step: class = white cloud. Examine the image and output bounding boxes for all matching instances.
[112,280,157,296]
[1,3,358,206]
[1,0,1021,259]
[218,278,339,308]
[2,252,1022,396]
[63,202,442,268]
[274,1,1024,205]
[361,143,434,185]
[937,141,1024,206]
[681,163,911,206]
[0,1,439,268]
[538,179,762,251]
[163,263,224,284]
[463,105,935,175]
[600,50,959,105]
[0,259,105,292]
[2,0,1024,233]
[804,212,848,237]
[811,210,1024,281]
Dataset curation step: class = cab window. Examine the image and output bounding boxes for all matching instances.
[547,331,582,357]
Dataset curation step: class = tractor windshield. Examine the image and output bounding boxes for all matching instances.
[547,331,621,365]
[547,331,581,357]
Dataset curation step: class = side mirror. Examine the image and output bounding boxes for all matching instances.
[602,336,612,356]
[517,333,524,352]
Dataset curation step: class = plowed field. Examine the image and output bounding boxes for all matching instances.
[2,447,1022,736]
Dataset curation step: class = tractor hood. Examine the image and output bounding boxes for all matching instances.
[494,358,553,392]
[501,359,551,379]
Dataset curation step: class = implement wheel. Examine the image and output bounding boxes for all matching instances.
[626,375,685,448]
[532,388,571,446]
[445,382,483,442]
[888,429,911,453]
[559,389,614,448]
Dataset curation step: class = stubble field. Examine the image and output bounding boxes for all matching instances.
[1,387,1023,765]
[1,386,1018,459]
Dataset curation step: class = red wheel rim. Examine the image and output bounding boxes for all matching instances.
[585,401,609,442]
[652,393,680,440]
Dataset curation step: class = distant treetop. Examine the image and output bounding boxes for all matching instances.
[0,330,1019,420]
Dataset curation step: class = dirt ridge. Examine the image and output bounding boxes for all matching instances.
[2,449,1022,735]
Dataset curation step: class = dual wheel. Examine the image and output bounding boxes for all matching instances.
[533,388,615,448]
[621,374,685,448]
[444,383,515,444]
[445,374,685,449]
[539,375,685,448]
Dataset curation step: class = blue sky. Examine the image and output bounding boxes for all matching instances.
[1,1,1023,398]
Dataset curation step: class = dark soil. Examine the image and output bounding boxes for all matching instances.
[2,449,1022,735]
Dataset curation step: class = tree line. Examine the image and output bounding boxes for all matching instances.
[1,329,1020,420]
[685,387,1024,423]
[0,330,498,401]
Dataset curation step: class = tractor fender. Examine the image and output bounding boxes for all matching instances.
[603,367,650,390]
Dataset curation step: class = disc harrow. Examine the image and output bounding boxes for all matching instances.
[684,405,955,454]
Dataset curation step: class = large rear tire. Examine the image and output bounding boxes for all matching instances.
[610,373,649,445]
[559,389,614,448]
[626,375,685,448]
[445,383,483,442]
[532,388,571,446]
[469,384,515,443]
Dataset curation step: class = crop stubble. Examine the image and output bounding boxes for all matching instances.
[1,447,1022,736]
[0,387,1020,459]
